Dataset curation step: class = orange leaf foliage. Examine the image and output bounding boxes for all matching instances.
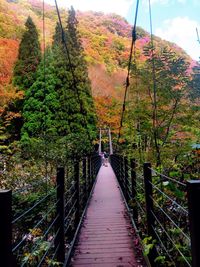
[94,95,121,133]
[0,38,19,85]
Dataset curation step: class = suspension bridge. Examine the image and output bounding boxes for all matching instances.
[1,0,200,266]
[1,128,200,267]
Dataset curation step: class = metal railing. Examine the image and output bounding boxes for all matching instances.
[0,154,101,266]
[110,154,200,267]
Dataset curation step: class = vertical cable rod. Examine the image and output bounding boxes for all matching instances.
[42,0,48,192]
[117,0,140,143]
[196,28,200,44]
[148,0,159,164]
[54,0,92,147]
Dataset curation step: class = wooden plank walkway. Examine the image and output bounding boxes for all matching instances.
[70,163,142,267]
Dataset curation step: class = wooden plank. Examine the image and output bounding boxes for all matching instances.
[72,264,133,267]
[70,164,137,266]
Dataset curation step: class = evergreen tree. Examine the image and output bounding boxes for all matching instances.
[190,62,200,99]
[66,7,97,142]
[51,8,97,156]
[10,17,41,144]
[53,22,63,47]
[21,9,97,161]
[52,23,76,137]
[67,6,82,53]
[13,16,41,90]
[20,48,62,159]
[21,49,59,137]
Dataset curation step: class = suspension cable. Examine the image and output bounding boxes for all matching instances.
[148,0,159,162]
[149,0,157,118]
[54,0,92,146]
[133,31,143,162]
[117,0,140,144]
[196,27,200,44]
[42,0,49,197]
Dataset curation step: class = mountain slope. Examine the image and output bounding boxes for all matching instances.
[0,0,194,115]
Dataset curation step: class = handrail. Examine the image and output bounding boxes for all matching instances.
[1,155,102,266]
[110,154,192,267]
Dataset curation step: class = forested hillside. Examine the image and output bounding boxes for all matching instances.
[0,0,195,113]
[0,0,200,171]
[1,1,200,265]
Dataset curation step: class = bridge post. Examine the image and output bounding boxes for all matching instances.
[124,157,129,202]
[118,156,121,186]
[0,190,12,267]
[114,155,118,177]
[143,162,157,265]
[187,181,200,267]
[131,159,138,223]
[83,158,87,204]
[122,156,126,195]
[91,156,94,186]
[74,159,80,227]
[113,155,118,180]
[119,155,123,188]
[87,156,91,193]
[121,155,124,190]
[97,155,101,173]
[55,167,65,263]
[108,128,113,155]
[93,156,95,180]
[99,128,102,154]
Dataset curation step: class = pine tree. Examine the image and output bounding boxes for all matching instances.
[66,7,97,142]
[20,48,61,158]
[9,17,41,144]
[52,23,76,137]
[53,22,63,47]
[190,62,200,99]
[13,16,41,90]
[67,6,82,53]
[50,8,97,156]
[21,9,97,160]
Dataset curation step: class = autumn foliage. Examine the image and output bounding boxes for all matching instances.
[0,38,22,118]
[0,38,19,85]
[0,0,197,157]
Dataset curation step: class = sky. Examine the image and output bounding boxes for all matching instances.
[46,0,200,60]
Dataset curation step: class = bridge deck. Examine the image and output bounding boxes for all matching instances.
[70,163,141,267]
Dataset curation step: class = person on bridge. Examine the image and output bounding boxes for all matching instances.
[103,151,109,167]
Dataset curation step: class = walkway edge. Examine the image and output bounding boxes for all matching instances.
[114,167,151,267]
[63,168,101,267]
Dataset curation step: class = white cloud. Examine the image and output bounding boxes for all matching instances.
[143,0,186,5]
[45,0,132,17]
[155,17,200,60]
[150,0,169,4]
[178,0,186,3]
